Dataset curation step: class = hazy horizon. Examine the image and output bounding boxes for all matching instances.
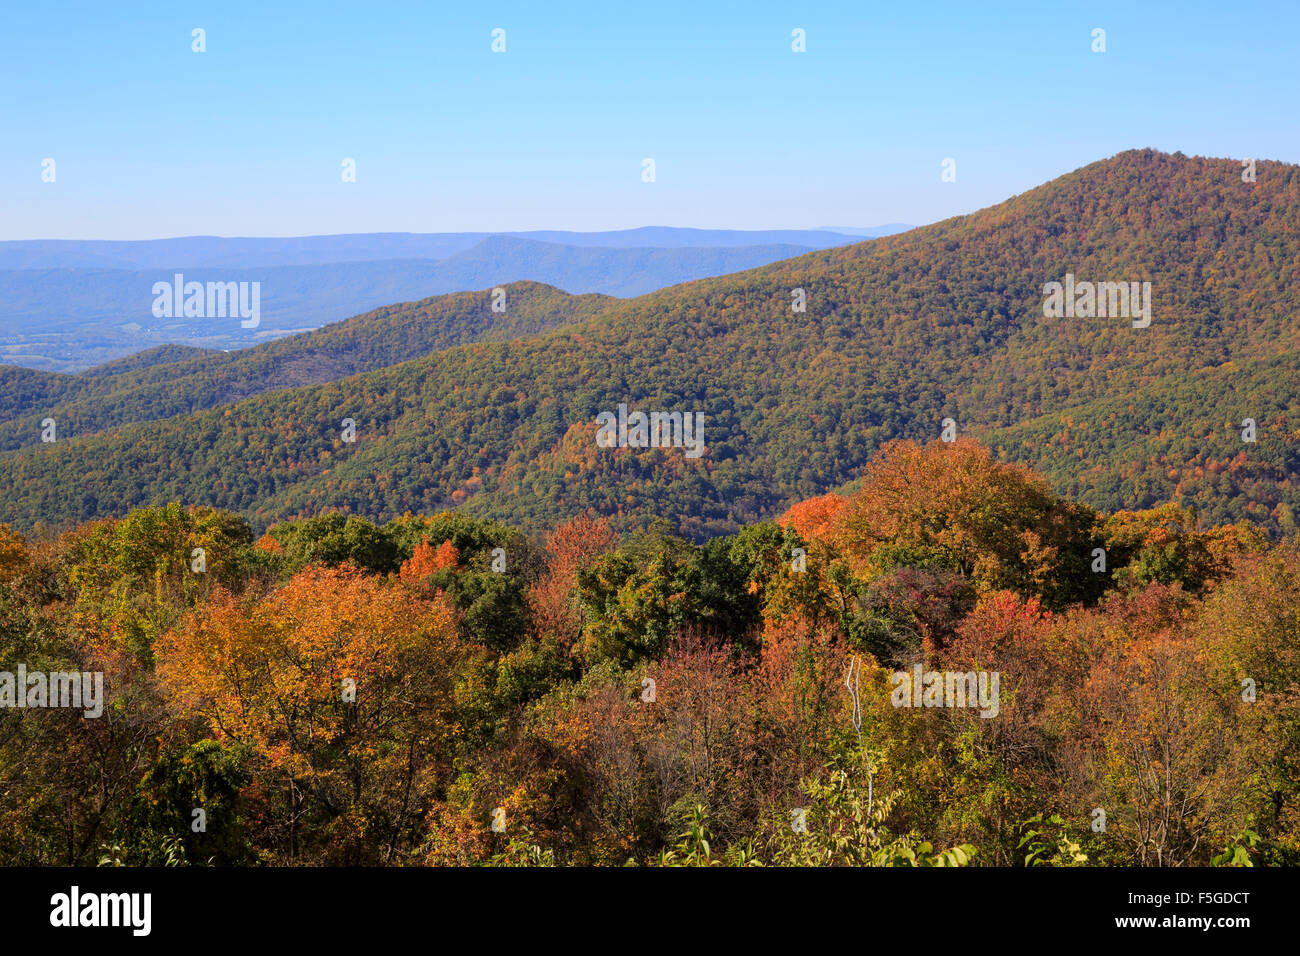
[0,224,916,243]
[6,0,1297,239]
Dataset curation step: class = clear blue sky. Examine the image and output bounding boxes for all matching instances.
[2,0,1296,239]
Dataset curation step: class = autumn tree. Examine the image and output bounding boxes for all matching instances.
[528,514,615,650]
[156,565,465,864]
[831,439,1101,608]
[1192,547,1300,863]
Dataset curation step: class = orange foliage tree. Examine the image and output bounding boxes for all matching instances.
[399,536,460,583]
[831,438,1099,607]
[156,564,465,863]
[529,514,616,649]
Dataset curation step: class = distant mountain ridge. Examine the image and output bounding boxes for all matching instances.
[0,151,1291,540]
[0,227,910,372]
[0,281,607,450]
[0,226,911,271]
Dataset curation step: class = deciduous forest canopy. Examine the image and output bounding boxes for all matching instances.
[1,149,1297,868]
[0,150,1295,540]
[0,439,1293,866]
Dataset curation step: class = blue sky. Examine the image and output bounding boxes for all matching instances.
[2,0,1296,239]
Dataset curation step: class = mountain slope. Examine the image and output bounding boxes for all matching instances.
[0,281,610,449]
[78,344,223,377]
[0,238,836,371]
[0,150,1295,537]
[0,227,883,270]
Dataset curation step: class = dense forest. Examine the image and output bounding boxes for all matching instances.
[0,439,1294,866]
[0,150,1295,538]
[0,234,848,372]
[0,281,610,450]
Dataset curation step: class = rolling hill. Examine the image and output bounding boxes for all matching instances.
[0,150,1294,538]
[0,228,908,372]
[0,282,610,449]
[0,227,902,270]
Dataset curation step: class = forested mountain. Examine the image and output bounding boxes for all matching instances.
[0,282,609,449]
[78,344,222,377]
[0,229,899,372]
[0,227,893,270]
[0,150,1295,538]
[2,444,1293,866]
